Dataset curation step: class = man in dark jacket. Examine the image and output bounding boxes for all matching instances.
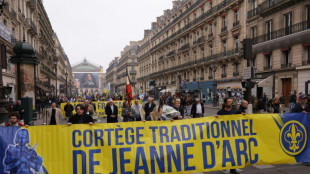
[144,97,156,119]
[291,94,310,113]
[190,98,204,118]
[13,100,24,120]
[105,99,118,123]
[235,100,248,114]
[68,104,93,125]
[64,100,74,119]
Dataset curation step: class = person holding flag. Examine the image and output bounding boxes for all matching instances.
[126,68,134,103]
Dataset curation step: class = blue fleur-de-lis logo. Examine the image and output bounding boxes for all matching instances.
[280,121,307,156]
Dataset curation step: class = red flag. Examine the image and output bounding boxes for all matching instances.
[126,69,133,103]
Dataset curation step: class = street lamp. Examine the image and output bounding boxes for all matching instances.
[53,58,58,99]
[0,0,6,16]
[210,63,218,107]
[65,71,68,97]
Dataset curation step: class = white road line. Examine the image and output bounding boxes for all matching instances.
[253,165,275,169]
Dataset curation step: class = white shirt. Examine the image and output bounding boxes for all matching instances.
[111,105,114,113]
[196,103,202,114]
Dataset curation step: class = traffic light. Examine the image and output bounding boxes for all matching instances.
[241,81,255,88]
[243,38,253,60]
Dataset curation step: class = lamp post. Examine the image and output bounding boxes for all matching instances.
[211,63,218,107]
[53,58,58,99]
[65,71,68,97]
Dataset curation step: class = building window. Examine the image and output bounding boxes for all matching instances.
[209,24,213,34]
[265,54,272,69]
[201,48,204,58]
[235,36,239,50]
[210,45,213,56]
[284,12,292,35]
[252,57,256,67]
[201,69,204,77]
[266,20,273,40]
[222,16,227,28]
[252,0,257,10]
[251,26,257,39]
[222,65,227,75]
[234,63,239,72]
[210,1,213,9]
[283,50,290,67]
[235,9,239,23]
[223,41,227,54]
[209,67,213,76]
[3,19,7,26]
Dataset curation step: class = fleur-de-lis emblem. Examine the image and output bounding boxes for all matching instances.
[284,123,304,153]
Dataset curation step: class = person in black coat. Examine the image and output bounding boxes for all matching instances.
[144,97,156,119]
[235,100,248,114]
[105,99,118,123]
[291,94,310,113]
[190,98,205,118]
[13,100,24,120]
[68,104,94,125]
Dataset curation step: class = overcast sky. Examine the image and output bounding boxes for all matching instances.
[43,0,172,71]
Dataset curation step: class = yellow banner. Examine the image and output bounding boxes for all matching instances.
[7,113,309,174]
[60,101,144,117]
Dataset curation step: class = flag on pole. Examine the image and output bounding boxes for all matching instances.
[126,68,134,103]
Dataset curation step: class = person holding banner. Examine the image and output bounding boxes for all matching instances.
[5,112,28,127]
[68,104,94,125]
[216,97,239,174]
[173,98,184,119]
[106,99,118,123]
[147,106,167,121]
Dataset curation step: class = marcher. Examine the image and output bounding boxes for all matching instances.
[144,97,156,119]
[216,97,238,174]
[289,91,297,111]
[232,96,238,110]
[85,104,94,116]
[68,104,94,125]
[190,98,204,118]
[271,97,280,113]
[185,95,192,116]
[122,101,134,122]
[44,102,63,125]
[5,112,27,127]
[235,100,248,114]
[146,106,167,121]
[131,99,144,121]
[172,98,184,120]
[105,99,118,123]
[291,94,310,113]
[13,100,24,120]
[64,100,74,119]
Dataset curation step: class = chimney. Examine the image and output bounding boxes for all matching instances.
[144,29,150,36]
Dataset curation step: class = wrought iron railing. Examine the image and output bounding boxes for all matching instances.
[253,20,310,45]
[247,0,287,19]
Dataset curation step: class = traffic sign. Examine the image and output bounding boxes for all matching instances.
[243,67,254,80]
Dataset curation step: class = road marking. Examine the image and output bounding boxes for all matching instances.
[253,165,275,169]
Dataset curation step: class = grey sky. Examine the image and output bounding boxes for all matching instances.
[43,0,172,71]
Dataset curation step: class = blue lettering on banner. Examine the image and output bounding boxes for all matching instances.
[222,140,236,167]
[202,142,216,169]
[183,143,195,171]
[181,125,191,141]
[166,145,181,172]
[135,147,149,174]
[72,130,81,148]
[73,150,86,174]
[89,149,101,174]
[150,146,165,173]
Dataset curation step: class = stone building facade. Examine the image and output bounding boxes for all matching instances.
[0,0,73,100]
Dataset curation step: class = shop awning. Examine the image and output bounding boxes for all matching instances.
[258,76,273,87]
[36,83,52,93]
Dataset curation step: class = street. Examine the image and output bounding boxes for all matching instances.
[193,164,310,174]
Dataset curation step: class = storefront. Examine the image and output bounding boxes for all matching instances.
[217,81,243,105]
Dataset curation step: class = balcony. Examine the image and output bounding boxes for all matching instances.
[159,55,165,61]
[200,77,204,81]
[178,43,190,52]
[233,21,240,28]
[281,63,291,68]
[221,74,227,78]
[27,0,37,11]
[166,50,176,57]
[233,72,239,77]
[208,76,213,80]
[221,26,227,33]
[26,18,37,34]
[197,36,205,45]
[264,66,273,70]
[302,60,310,66]
[11,8,17,19]
[247,0,291,19]
[253,20,310,45]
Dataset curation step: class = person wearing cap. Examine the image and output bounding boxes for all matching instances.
[291,94,310,113]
